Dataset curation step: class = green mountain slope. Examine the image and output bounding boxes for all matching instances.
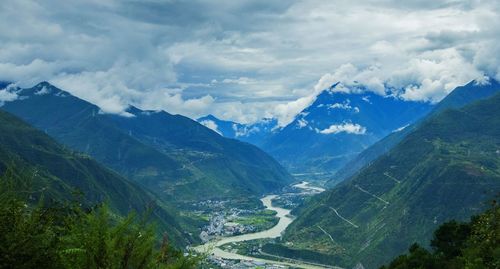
[280,93,500,268]
[108,106,292,200]
[0,110,190,246]
[1,82,292,202]
[330,79,500,186]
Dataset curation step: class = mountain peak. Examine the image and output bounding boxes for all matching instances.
[472,76,498,86]
[34,81,53,88]
[21,81,68,97]
[198,114,219,122]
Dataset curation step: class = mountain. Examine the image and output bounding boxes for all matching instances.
[331,78,500,186]
[261,83,433,173]
[1,82,292,204]
[0,109,190,246]
[277,92,500,268]
[197,114,278,145]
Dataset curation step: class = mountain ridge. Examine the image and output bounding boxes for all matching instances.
[1,82,293,203]
[278,91,500,268]
[330,78,500,186]
[0,109,191,246]
[260,83,434,173]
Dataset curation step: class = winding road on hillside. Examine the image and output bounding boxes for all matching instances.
[193,182,338,269]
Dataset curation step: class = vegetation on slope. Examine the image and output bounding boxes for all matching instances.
[331,79,500,186]
[0,171,198,269]
[0,109,191,246]
[380,204,499,269]
[279,93,500,268]
[2,82,292,202]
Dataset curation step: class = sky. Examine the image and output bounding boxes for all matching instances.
[0,0,499,125]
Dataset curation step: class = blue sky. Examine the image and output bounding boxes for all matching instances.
[0,0,499,125]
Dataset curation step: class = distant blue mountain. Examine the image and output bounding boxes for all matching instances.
[261,83,434,173]
[331,77,500,185]
[197,114,278,145]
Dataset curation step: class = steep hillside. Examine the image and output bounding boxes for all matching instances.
[0,109,190,246]
[107,106,292,200]
[1,82,292,202]
[262,83,432,173]
[331,78,500,185]
[279,92,500,268]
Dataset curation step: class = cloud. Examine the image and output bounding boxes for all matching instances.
[316,123,367,135]
[296,118,308,129]
[312,47,484,103]
[0,0,498,123]
[199,119,222,135]
[34,85,51,95]
[233,124,260,137]
[393,124,410,133]
[0,84,19,105]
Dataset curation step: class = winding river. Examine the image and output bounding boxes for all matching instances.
[193,182,331,269]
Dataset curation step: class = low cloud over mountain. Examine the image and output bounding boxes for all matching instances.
[1,0,499,125]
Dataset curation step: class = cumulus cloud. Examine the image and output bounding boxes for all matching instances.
[0,0,498,123]
[329,101,357,112]
[0,84,19,105]
[35,86,51,95]
[316,123,367,135]
[234,125,260,137]
[199,119,222,135]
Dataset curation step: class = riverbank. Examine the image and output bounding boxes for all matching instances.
[193,182,339,269]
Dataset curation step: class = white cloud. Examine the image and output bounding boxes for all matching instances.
[199,120,222,135]
[0,0,498,123]
[0,84,19,105]
[50,64,214,117]
[316,123,367,135]
[272,94,318,126]
[34,85,50,95]
[296,118,308,129]
[393,124,410,133]
[234,125,260,137]
[221,77,256,85]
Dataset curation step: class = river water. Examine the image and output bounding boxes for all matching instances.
[193,182,333,269]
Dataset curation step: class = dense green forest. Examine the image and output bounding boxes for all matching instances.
[380,202,499,269]
[280,91,500,268]
[0,169,199,269]
[2,82,292,203]
[0,109,191,246]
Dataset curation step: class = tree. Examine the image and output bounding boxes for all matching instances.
[0,168,199,269]
[380,203,499,269]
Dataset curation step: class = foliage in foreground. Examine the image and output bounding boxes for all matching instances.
[0,171,199,269]
[380,203,499,269]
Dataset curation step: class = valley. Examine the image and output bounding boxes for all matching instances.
[0,79,498,268]
[1,2,500,269]
[194,181,332,269]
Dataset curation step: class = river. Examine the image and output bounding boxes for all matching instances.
[193,182,335,269]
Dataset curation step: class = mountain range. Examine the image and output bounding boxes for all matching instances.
[0,109,191,246]
[203,83,434,175]
[1,82,293,204]
[1,78,499,266]
[275,88,500,268]
[331,78,500,186]
[261,84,434,174]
